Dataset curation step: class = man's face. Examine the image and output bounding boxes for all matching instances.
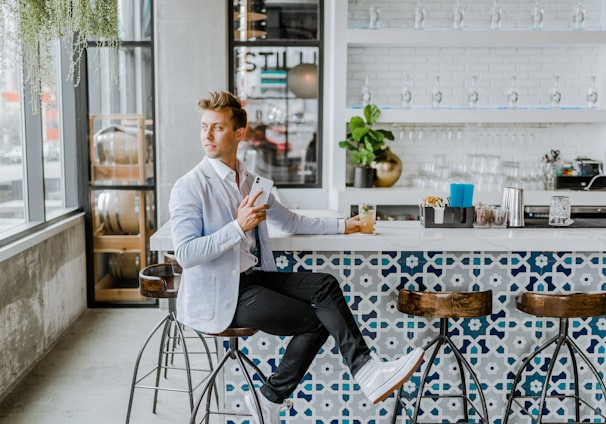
[200,109,245,164]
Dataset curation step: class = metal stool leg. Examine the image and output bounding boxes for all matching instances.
[502,333,560,424]
[445,335,489,423]
[152,316,173,413]
[190,336,267,424]
[504,316,606,424]
[125,314,171,424]
[394,318,489,424]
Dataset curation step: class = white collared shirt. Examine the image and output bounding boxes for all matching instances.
[207,158,259,272]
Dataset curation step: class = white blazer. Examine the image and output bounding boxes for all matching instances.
[169,157,340,334]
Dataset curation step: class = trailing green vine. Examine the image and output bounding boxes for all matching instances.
[0,0,120,112]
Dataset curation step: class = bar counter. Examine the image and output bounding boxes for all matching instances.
[150,215,606,424]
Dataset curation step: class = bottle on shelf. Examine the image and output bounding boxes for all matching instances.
[490,0,502,30]
[531,0,544,30]
[369,6,380,29]
[361,74,372,107]
[452,0,464,30]
[507,75,519,109]
[467,74,479,109]
[550,74,562,109]
[571,0,585,30]
[401,74,412,108]
[587,75,598,109]
[432,74,442,109]
[414,0,426,30]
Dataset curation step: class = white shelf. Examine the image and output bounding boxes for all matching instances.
[347,29,606,47]
[344,108,606,124]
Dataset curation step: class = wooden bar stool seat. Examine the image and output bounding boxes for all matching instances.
[393,290,492,424]
[503,292,606,424]
[125,263,215,423]
[189,327,268,424]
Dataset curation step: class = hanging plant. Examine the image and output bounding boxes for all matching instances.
[0,0,120,111]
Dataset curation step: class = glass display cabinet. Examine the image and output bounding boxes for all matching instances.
[229,0,323,186]
[84,0,156,305]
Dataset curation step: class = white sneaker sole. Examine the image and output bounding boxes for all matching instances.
[369,348,425,404]
[244,393,262,424]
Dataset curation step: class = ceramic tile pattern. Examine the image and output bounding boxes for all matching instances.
[220,250,606,424]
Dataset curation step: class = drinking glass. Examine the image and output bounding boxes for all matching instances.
[358,203,376,234]
[491,206,508,228]
[548,196,572,226]
[473,206,492,228]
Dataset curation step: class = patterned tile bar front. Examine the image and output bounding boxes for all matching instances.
[224,249,606,424]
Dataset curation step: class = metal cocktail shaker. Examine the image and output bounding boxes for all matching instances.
[501,187,525,227]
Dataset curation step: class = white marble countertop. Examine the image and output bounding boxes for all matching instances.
[151,210,606,252]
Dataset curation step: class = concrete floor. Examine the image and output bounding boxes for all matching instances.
[0,307,218,424]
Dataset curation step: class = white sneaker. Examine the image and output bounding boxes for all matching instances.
[244,388,292,424]
[354,348,424,404]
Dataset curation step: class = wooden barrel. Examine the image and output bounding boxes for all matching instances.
[94,125,152,165]
[109,252,141,279]
[96,191,155,235]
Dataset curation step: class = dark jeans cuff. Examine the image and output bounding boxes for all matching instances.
[260,384,283,404]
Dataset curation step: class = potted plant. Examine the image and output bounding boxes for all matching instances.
[338,103,395,187]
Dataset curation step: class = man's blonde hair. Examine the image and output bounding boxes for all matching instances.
[198,91,247,130]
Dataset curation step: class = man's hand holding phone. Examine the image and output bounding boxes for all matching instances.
[236,176,273,232]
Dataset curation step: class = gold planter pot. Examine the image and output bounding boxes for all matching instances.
[372,147,402,187]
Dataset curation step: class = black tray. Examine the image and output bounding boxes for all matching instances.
[419,206,474,228]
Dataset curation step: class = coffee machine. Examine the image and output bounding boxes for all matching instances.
[555,158,603,190]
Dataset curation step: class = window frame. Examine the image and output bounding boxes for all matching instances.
[0,40,84,248]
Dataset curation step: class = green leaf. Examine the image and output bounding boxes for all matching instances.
[368,129,384,144]
[352,149,376,167]
[364,104,381,126]
[378,129,395,141]
[338,140,357,151]
[351,126,369,142]
[349,116,365,130]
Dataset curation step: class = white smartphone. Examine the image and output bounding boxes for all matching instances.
[250,176,273,206]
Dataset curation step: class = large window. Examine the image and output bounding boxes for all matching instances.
[0,25,25,233]
[0,28,75,243]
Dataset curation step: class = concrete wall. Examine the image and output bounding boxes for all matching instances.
[0,216,87,400]
[154,0,228,226]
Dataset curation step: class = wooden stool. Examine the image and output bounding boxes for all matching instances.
[503,292,606,424]
[392,290,492,424]
[189,328,268,424]
[125,263,215,424]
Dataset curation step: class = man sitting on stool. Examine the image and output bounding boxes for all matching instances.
[169,91,424,424]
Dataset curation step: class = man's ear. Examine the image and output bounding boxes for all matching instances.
[236,125,248,141]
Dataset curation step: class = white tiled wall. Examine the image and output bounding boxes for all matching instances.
[344,0,606,189]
